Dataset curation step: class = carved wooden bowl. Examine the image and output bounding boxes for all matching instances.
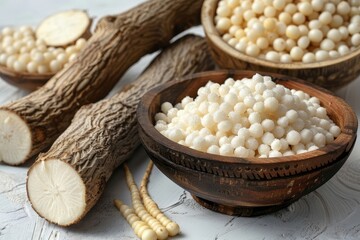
[201,0,360,90]
[137,70,358,216]
[0,64,53,91]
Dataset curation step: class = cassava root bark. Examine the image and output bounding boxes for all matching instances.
[0,0,204,165]
[27,35,215,226]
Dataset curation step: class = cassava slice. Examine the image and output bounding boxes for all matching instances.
[36,10,91,47]
[0,0,204,165]
[27,35,214,226]
[0,110,31,163]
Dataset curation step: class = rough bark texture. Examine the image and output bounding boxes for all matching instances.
[0,0,203,165]
[28,35,215,225]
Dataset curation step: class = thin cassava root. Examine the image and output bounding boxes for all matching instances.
[140,161,180,237]
[26,35,215,226]
[124,164,169,240]
[119,162,180,239]
[114,200,157,240]
[0,0,204,165]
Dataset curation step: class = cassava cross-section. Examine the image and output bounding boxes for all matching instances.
[0,0,204,165]
[36,10,91,47]
[27,35,215,226]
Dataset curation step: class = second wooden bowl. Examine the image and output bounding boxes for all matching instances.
[0,64,52,91]
[137,70,357,216]
[201,0,360,90]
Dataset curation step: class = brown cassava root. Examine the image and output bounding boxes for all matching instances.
[0,0,204,165]
[27,35,215,226]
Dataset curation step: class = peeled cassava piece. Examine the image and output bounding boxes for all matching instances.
[27,35,215,226]
[0,0,204,165]
[36,10,91,47]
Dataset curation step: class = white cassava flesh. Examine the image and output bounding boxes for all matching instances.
[27,160,86,226]
[0,110,31,165]
[36,10,91,46]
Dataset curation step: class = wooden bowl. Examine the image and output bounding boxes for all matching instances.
[0,64,53,91]
[137,70,358,216]
[201,0,360,90]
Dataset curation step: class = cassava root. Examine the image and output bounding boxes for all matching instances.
[26,35,215,226]
[140,161,180,237]
[114,200,157,240]
[124,164,168,239]
[0,0,204,165]
[36,10,91,47]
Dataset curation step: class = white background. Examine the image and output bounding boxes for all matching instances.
[1,1,360,239]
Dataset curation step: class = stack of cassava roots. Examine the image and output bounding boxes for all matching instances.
[0,0,214,238]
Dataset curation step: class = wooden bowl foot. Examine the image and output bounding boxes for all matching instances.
[192,195,293,217]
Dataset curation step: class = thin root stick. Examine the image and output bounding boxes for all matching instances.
[140,161,154,193]
[114,199,156,240]
[140,161,180,237]
[124,164,168,240]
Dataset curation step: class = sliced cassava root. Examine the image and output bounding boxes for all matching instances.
[27,35,215,226]
[124,164,168,240]
[36,10,91,47]
[0,110,31,165]
[0,0,204,165]
[26,160,86,226]
[140,161,180,237]
[114,200,157,240]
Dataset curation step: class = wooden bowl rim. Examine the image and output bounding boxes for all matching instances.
[137,70,358,166]
[0,64,54,80]
[201,0,360,70]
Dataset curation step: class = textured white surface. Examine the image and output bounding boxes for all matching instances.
[0,1,360,239]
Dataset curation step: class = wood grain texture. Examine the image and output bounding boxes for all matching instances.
[137,70,358,216]
[27,35,215,225]
[0,0,204,165]
[201,0,360,90]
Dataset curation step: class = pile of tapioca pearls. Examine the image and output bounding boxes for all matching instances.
[0,26,87,74]
[215,0,360,63]
[154,73,341,158]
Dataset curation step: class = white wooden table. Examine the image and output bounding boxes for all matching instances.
[1,1,360,239]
